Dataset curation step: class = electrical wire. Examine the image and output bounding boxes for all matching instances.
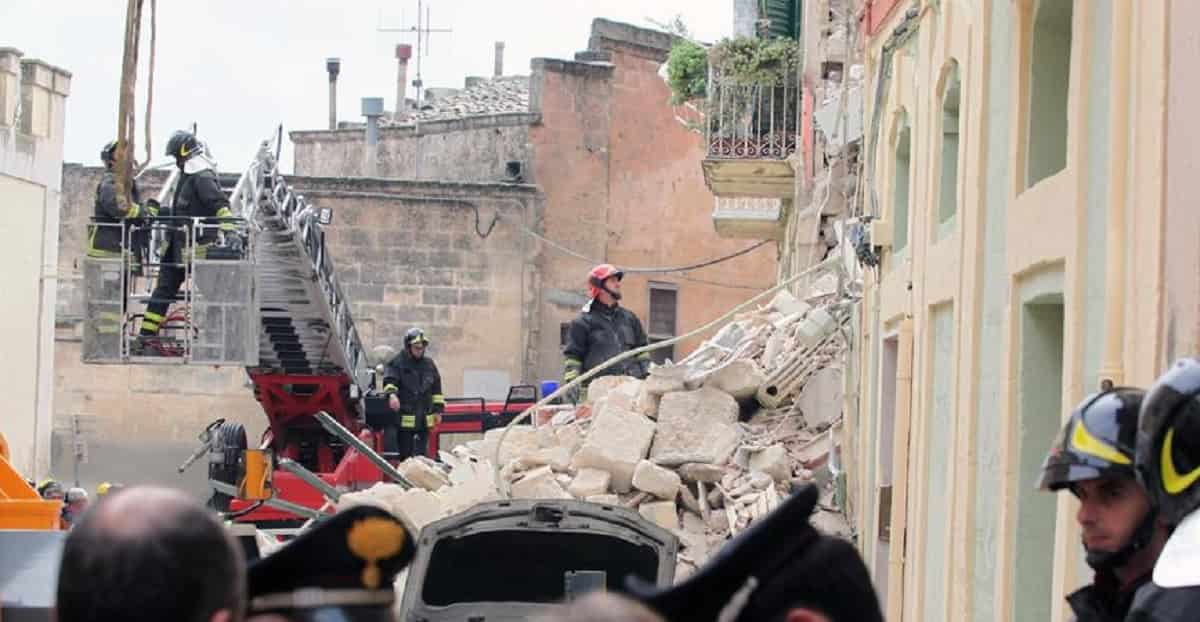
[520,225,772,274]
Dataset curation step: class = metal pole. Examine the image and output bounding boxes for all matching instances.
[278,458,342,502]
[313,412,413,489]
[209,480,327,522]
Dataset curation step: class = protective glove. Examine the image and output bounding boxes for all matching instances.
[635,358,652,380]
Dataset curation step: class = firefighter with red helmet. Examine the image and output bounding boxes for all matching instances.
[562,264,652,402]
[381,327,444,460]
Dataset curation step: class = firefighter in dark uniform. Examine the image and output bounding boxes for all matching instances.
[381,327,444,460]
[138,130,235,343]
[89,141,157,346]
[1037,388,1168,622]
[562,264,651,402]
[1126,358,1200,621]
[89,140,155,261]
[245,505,416,622]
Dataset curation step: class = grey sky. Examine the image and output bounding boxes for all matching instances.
[2,1,729,174]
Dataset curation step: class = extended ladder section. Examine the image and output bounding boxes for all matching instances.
[228,136,368,386]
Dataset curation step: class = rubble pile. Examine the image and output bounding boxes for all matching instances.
[339,272,856,577]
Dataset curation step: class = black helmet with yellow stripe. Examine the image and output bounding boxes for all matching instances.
[1041,387,1155,571]
[1040,388,1143,492]
[1137,358,1200,526]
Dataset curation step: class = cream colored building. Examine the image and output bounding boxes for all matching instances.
[0,47,71,479]
[813,1,1181,621]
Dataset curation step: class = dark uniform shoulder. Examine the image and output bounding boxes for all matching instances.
[1126,582,1200,622]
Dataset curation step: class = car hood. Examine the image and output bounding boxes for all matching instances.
[398,499,678,622]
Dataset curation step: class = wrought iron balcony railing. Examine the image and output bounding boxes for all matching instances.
[705,71,803,161]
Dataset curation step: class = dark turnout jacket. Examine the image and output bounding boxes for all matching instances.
[381,351,444,430]
[562,299,651,383]
[89,172,143,254]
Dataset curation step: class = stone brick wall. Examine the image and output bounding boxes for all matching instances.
[56,165,544,499]
[291,113,538,182]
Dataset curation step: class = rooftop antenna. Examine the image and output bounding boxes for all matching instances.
[378,0,452,107]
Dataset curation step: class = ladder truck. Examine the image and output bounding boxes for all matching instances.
[81,130,536,528]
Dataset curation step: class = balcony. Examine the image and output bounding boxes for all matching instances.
[712,196,786,240]
[701,72,802,199]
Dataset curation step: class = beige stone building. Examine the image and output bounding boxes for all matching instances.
[0,47,70,480]
[760,1,1193,621]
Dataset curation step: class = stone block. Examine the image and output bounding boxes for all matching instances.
[398,456,451,491]
[555,423,583,454]
[643,365,687,395]
[587,376,641,404]
[338,483,445,529]
[460,288,491,306]
[516,446,572,471]
[638,500,679,531]
[511,465,572,500]
[678,463,725,483]
[748,444,792,481]
[632,460,681,500]
[586,494,620,505]
[478,426,541,466]
[703,359,766,400]
[438,470,501,514]
[650,388,741,465]
[797,367,843,429]
[570,406,656,493]
[635,385,662,418]
[568,468,612,499]
[422,287,459,305]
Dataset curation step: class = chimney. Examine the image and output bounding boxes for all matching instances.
[326,57,341,130]
[493,41,505,77]
[395,44,412,117]
[361,97,384,177]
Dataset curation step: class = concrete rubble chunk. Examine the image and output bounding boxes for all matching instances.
[797,367,843,430]
[632,460,681,500]
[744,446,792,485]
[635,384,663,418]
[681,511,707,536]
[643,365,688,396]
[339,484,445,530]
[748,444,792,481]
[570,405,656,493]
[515,446,572,471]
[703,359,767,400]
[678,463,726,483]
[510,465,572,500]
[439,463,501,514]
[586,493,620,505]
[397,456,451,491]
[568,468,612,499]
[650,388,741,465]
[479,426,541,466]
[639,500,679,531]
[587,376,642,404]
[555,423,583,454]
[677,484,702,515]
[768,289,809,316]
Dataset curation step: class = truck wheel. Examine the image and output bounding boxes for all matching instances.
[206,421,247,512]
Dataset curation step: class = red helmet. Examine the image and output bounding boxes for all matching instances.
[588,264,624,299]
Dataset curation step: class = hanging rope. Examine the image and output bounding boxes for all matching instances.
[141,0,156,173]
[114,0,144,213]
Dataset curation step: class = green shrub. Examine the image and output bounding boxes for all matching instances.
[666,39,709,105]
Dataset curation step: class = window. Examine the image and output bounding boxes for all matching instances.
[1025,0,1073,188]
[893,111,912,254]
[648,284,678,365]
[938,62,961,234]
[762,0,803,39]
[559,322,570,347]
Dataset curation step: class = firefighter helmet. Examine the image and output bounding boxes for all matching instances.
[1040,387,1157,570]
[403,327,429,349]
[1039,388,1143,492]
[1137,358,1200,526]
[587,264,624,300]
[37,479,64,499]
[165,130,201,161]
[101,140,118,166]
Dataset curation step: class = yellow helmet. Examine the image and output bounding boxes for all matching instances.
[97,482,113,496]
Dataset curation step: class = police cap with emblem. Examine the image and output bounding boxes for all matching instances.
[624,484,883,622]
[246,505,416,622]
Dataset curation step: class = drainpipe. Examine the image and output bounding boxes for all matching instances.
[885,316,913,622]
[1099,1,1132,390]
[493,41,505,78]
[361,97,383,177]
[326,58,341,131]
